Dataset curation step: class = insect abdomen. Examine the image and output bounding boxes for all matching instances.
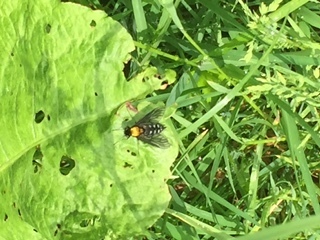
[142,123,165,136]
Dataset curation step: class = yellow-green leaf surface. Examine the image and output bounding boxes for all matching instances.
[0,0,178,239]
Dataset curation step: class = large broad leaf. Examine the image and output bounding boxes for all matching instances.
[0,0,177,239]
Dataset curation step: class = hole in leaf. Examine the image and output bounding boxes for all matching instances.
[13,202,16,208]
[32,145,43,173]
[154,74,162,79]
[11,52,14,57]
[160,80,169,90]
[152,169,155,173]
[80,220,88,227]
[109,183,113,187]
[35,110,45,123]
[54,223,61,236]
[59,156,75,175]
[123,60,131,78]
[47,115,51,121]
[45,24,51,33]
[123,162,132,168]
[79,216,100,227]
[4,213,8,221]
[90,20,96,27]
[33,229,38,232]
[94,92,98,96]
[131,152,137,157]
[162,80,168,84]
[17,209,21,217]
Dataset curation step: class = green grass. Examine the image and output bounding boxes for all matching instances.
[3,0,320,239]
[99,0,320,239]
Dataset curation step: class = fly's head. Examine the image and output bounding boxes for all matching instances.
[124,127,131,138]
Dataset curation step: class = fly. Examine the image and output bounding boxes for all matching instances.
[124,108,170,148]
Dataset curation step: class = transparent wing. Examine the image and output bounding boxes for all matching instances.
[137,134,170,149]
[136,108,165,125]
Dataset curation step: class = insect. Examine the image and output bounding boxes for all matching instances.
[124,108,170,148]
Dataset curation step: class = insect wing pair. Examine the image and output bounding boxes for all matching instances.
[124,108,170,149]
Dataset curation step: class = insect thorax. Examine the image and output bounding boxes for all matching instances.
[124,126,142,138]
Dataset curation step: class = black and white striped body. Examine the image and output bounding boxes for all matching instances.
[139,123,165,136]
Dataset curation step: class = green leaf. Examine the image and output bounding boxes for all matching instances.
[0,0,178,239]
